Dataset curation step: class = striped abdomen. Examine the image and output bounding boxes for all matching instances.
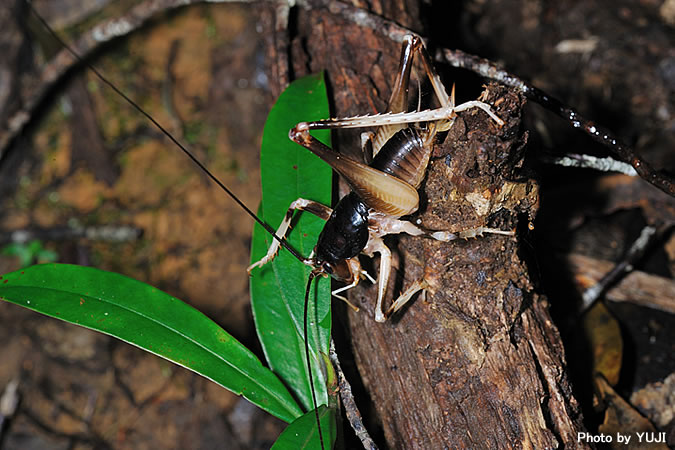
[369,128,431,189]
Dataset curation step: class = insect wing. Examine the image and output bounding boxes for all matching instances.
[295,137,420,217]
[324,151,420,217]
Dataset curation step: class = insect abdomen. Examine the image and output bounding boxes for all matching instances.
[370,128,430,189]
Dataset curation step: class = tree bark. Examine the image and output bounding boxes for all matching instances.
[264,1,587,447]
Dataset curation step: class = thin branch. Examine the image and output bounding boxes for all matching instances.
[0,379,20,436]
[318,1,410,44]
[543,154,638,176]
[260,1,292,97]
[435,48,675,197]
[568,253,675,315]
[329,340,378,450]
[579,225,665,313]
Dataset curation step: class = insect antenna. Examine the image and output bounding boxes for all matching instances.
[304,269,325,450]
[31,3,332,444]
[26,0,307,265]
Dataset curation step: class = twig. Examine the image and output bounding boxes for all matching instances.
[579,225,664,313]
[0,379,20,438]
[321,1,410,44]
[543,154,638,176]
[329,340,378,450]
[436,48,675,197]
[568,253,675,315]
[260,1,292,97]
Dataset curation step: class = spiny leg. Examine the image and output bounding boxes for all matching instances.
[370,213,515,242]
[299,100,503,132]
[386,35,454,112]
[385,279,429,319]
[298,33,511,152]
[371,35,455,157]
[296,34,503,132]
[247,198,331,274]
[367,35,416,158]
[386,35,416,114]
[430,226,516,241]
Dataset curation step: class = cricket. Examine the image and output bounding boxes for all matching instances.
[1,1,669,449]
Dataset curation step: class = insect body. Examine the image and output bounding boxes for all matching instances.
[249,35,514,322]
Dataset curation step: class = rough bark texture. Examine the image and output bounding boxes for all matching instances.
[344,84,585,448]
[264,1,587,448]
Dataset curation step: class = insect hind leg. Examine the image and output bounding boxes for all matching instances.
[387,34,454,113]
[247,198,331,274]
[370,35,455,157]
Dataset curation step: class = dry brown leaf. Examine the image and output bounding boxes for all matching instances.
[583,302,623,386]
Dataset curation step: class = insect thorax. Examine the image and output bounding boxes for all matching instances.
[315,192,369,266]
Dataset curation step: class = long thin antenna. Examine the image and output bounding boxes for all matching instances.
[304,271,325,450]
[26,0,307,264]
[32,5,328,445]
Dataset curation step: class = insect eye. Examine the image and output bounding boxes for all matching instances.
[322,262,334,274]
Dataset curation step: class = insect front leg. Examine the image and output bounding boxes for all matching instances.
[329,257,364,312]
[247,198,331,273]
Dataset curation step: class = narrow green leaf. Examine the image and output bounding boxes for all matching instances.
[250,73,332,412]
[271,406,337,450]
[0,264,302,423]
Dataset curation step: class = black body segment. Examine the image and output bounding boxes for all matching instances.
[315,192,369,264]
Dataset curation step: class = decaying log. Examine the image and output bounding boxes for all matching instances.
[264,2,587,447]
[344,82,585,448]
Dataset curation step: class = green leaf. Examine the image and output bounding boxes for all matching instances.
[250,73,333,412]
[0,264,303,423]
[271,406,337,450]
